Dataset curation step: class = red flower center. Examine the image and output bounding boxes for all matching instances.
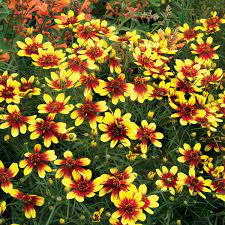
[183,29,197,40]
[25,43,42,55]
[63,17,78,25]
[22,194,33,203]
[29,154,41,163]
[39,54,59,67]
[65,158,76,168]
[80,103,94,115]
[2,87,15,98]
[124,204,135,214]
[206,17,220,27]
[181,66,197,77]
[47,101,64,113]
[0,170,9,183]
[8,112,23,123]
[77,181,89,192]
[189,177,199,187]
[108,120,127,139]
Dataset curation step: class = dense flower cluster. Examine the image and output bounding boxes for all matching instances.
[0,1,224,224]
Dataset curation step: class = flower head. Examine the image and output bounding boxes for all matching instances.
[98,166,137,202]
[31,44,66,69]
[135,120,164,153]
[0,161,19,193]
[0,78,20,104]
[111,190,146,225]
[156,166,180,195]
[17,34,45,57]
[19,144,57,178]
[178,168,211,199]
[54,150,90,179]
[28,114,67,147]
[62,170,102,202]
[99,109,138,148]
[10,189,44,219]
[191,37,219,61]
[45,70,77,91]
[70,94,108,129]
[0,105,36,137]
[38,93,74,115]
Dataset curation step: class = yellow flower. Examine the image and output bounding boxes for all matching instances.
[177,168,211,199]
[31,44,66,69]
[55,10,85,29]
[38,93,74,115]
[99,108,138,148]
[92,208,104,222]
[156,166,181,195]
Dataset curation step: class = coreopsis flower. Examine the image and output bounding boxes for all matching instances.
[211,176,225,201]
[31,44,66,69]
[19,76,41,96]
[151,65,174,80]
[63,54,97,76]
[78,39,111,63]
[55,10,85,29]
[45,70,77,91]
[198,11,225,34]
[10,189,44,219]
[177,168,211,199]
[97,74,133,105]
[0,105,36,137]
[17,34,45,57]
[0,71,18,86]
[19,144,57,178]
[129,77,152,103]
[98,166,137,202]
[196,68,223,88]
[190,37,219,61]
[174,59,206,81]
[133,184,159,215]
[37,93,74,115]
[134,120,164,153]
[54,150,91,179]
[108,49,121,74]
[115,30,140,44]
[126,144,147,161]
[170,78,202,94]
[0,161,18,193]
[99,108,138,148]
[155,166,181,195]
[169,95,206,126]
[75,72,106,97]
[177,143,204,168]
[150,27,185,54]
[0,78,20,104]
[53,126,76,142]
[62,169,102,202]
[179,23,203,42]
[204,163,224,177]
[111,190,146,225]
[133,47,163,76]
[92,208,104,222]
[74,21,100,44]
[28,114,67,147]
[148,81,170,101]
[0,201,6,215]
[93,19,117,40]
[70,94,108,129]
